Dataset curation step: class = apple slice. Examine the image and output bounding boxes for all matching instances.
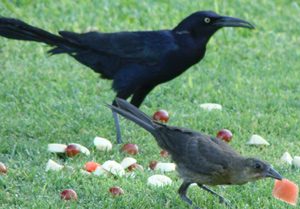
[121,143,139,155]
[292,156,300,168]
[0,162,7,174]
[102,160,125,177]
[272,179,298,206]
[160,150,169,158]
[247,134,270,146]
[200,103,222,111]
[153,110,169,123]
[45,159,64,172]
[48,144,67,153]
[280,152,293,165]
[147,174,172,187]
[120,157,137,169]
[69,143,90,156]
[65,144,80,157]
[94,136,112,151]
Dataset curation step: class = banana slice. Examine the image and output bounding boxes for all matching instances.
[147,174,172,187]
[280,152,293,165]
[47,144,67,153]
[155,162,176,172]
[94,137,112,151]
[247,135,270,146]
[120,157,137,169]
[102,160,125,177]
[45,159,64,171]
[200,103,222,111]
[292,156,300,168]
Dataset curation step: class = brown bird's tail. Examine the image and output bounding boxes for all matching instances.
[0,17,81,52]
[107,98,157,135]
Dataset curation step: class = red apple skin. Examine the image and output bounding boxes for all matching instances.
[60,189,78,200]
[127,163,138,172]
[121,144,139,155]
[160,150,169,158]
[65,144,80,157]
[216,129,233,143]
[109,186,124,197]
[0,162,7,174]
[149,160,158,170]
[153,110,169,123]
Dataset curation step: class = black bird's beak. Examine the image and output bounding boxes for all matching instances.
[213,16,255,29]
[265,167,283,180]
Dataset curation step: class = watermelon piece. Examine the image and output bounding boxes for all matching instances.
[272,179,299,206]
[85,161,100,172]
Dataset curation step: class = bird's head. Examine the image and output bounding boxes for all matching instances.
[174,11,254,39]
[231,158,282,185]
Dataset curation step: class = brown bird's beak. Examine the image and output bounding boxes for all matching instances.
[265,167,282,180]
[213,16,255,29]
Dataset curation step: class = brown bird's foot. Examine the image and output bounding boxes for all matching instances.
[197,184,233,208]
[178,182,194,207]
[112,110,122,144]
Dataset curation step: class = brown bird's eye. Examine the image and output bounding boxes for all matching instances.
[255,163,262,169]
[204,17,211,23]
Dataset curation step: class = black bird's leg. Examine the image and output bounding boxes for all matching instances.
[197,184,232,208]
[178,182,194,207]
[112,99,122,144]
[130,86,154,107]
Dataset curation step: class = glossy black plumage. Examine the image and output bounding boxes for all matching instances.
[0,11,254,143]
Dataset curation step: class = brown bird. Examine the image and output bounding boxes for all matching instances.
[107,98,282,208]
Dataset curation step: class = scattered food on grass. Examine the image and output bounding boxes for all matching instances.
[121,143,139,155]
[147,174,172,187]
[109,186,124,197]
[199,103,222,111]
[60,189,78,201]
[153,110,169,123]
[216,129,233,142]
[280,152,293,165]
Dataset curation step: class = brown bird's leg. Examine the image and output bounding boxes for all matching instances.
[197,184,232,208]
[178,182,194,207]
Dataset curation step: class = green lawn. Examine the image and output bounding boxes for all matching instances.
[0,0,299,208]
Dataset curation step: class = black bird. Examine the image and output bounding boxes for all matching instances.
[108,98,282,208]
[0,11,254,143]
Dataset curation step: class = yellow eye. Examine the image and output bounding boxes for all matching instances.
[204,17,211,23]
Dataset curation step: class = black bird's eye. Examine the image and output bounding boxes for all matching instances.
[255,163,262,169]
[204,17,211,24]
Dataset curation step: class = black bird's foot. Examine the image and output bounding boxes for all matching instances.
[112,110,123,144]
[219,197,233,208]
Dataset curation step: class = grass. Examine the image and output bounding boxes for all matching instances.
[0,0,299,208]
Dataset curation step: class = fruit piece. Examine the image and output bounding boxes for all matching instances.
[60,189,78,201]
[85,161,101,172]
[149,161,158,170]
[102,160,125,177]
[147,174,172,187]
[160,150,169,158]
[155,162,176,172]
[65,144,80,157]
[280,152,293,165]
[47,143,67,153]
[246,134,270,146]
[153,110,169,123]
[121,143,139,155]
[94,136,112,151]
[292,156,300,168]
[0,162,7,174]
[69,143,90,156]
[93,166,109,176]
[216,129,233,142]
[120,157,137,169]
[199,103,222,111]
[109,186,124,197]
[80,169,91,175]
[272,179,298,206]
[45,159,64,172]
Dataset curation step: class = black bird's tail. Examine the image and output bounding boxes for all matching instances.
[0,17,81,52]
[107,98,157,135]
